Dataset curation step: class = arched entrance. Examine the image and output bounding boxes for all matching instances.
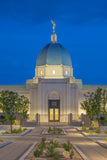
[48,92,60,122]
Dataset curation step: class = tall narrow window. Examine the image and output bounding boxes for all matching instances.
[65,70,68,75]
[41,70,43,75]
[53,70,55,74]
[50,108,54,120]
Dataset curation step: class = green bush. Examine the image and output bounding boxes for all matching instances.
[48,127,63,134]
[12,128,22,134]
[3,130,10,134]
[104,131,107,134]
[70,150,74,159]
[102,138,107,142]
[3,128,26,134]
[45,145,59,160]
[39,142,46,150]
[95,128,100,133]
[23,128,27,132]
[0,139,3,142]
[86,130,93,134]
[38,137,46,150]
[41,137,46,142]
[81,126,86,130]
[48,127,52,133]
[51,140,59,148]
[46,145,55,156]
[34,149,42,157]
[52,151,60,160]
[63,141,72,152]
[53,126,56,134]
[89,126,94,130]
[57,128,62,134]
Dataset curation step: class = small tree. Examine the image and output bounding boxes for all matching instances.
[0,90,18,133]
[81,91,95,127]
[93,88,102,128]
[16,95,30,129]
[81,88,107,128]
[102,89,107,115]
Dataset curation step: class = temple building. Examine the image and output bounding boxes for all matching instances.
[0,23,107,125]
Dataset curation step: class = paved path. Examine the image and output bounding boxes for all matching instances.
[0,127,43,160]
[64,127,107,160]
[0,126,107,160]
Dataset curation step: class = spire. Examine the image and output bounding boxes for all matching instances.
[51,20,57,43]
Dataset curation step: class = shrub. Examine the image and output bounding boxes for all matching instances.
[102,138,107,142]
[3,130,10,134]
[70,150,74,159]
[53,126,56,134]
[48,127,52,133]
[12,128,22,134]
[63,141,72,152]
[51,139,59,148]
[0,139,3,142]
[95,128,100,133]
[52,151,60,160]
[81,126,86,130]
[104,131,107,134]
[34,149,42,157]
[38,137,46,150]
[42,137,46,142]
[45,145,59,160]
[45,145,55,157]
[89,126,94,130]
[48,127,63,134]
[105,138,107,141]
[86,130,93,134]
[23,128,27,132]
[57,128,62,134]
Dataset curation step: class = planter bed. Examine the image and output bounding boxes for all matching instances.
[1,128,28,135]
[25,138,82,160]
[0,139,4,144]
[43,127,65,135]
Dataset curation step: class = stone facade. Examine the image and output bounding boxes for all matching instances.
[0,33,107,124]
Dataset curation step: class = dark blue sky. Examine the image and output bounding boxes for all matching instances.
[0,0,107,85]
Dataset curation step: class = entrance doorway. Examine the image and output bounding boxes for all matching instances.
[48,100,60,122]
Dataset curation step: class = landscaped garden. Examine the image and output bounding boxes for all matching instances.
[0,138,4,144]
[47,126,63,134]
[81,126,107,135]
[1,128,27,135]
[80,126,107,147]
[25,137,82,160]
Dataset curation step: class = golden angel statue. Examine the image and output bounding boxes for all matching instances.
[51,20,56,33]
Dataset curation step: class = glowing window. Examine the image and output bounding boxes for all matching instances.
[55,108,59,120]
[50,109,54,120]
[65,70,68,75]
[53,70,55,74]
[41,70,43,75]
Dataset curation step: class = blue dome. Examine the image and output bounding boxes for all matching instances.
[36,42,72,66]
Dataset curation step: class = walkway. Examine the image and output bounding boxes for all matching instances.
[0,126,107,160]
[0,127,43,160]
[64,127,107,160]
